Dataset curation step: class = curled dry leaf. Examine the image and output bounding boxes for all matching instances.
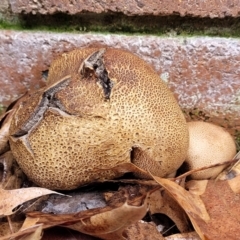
[153,174,240,239]
[149,189,190,233]
[26,193,149,240]
[151,176,209,240]
[22,182,155,215]
[31,190,107,214]
[19,189,107,215]
[67,200,148,240]
[0,187,64,217]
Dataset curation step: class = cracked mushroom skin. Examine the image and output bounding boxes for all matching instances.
[9,48,189,190]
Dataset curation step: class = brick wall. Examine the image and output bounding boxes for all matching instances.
[1,1,240,136]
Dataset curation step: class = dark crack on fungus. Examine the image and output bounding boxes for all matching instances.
[42,70,49,81]
[13,76,71,138]
[80,49,113,99]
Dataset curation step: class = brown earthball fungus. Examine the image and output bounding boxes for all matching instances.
[186,121,236,180]
[9,48,189,190]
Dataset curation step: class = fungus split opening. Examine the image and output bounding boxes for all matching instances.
[8,48,190,190]
[12,49,113,138]
[79,48,113,99]
[13,76,71,138]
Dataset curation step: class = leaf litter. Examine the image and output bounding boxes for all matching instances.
[1,103,240,239]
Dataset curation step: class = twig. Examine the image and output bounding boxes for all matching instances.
[173,158,239,181]
[7,215,14,233]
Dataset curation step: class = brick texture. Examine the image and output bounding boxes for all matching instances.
[1,30,240,134]
[9,0,240,18]
[0,0,10,20]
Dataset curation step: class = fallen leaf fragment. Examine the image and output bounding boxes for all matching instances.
[27,199,148,240]
[165,231,201,240]
[151,176,210,240]
[149,189,190,233]
[18,225,42,240]
[186,176,240,239]
[0,187,64,216]
[22,190,106,214]
[67,200,148,239]
[0,224,43,240]
[0,222,22,237]
[20,217,40,230]
[153,174,240,239]
[26,192,149,240]
[125,221,165,240]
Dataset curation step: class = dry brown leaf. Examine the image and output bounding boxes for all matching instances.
[0,217,44,240]
[0,222,23,237]
[165,231,201,240]
[67,200,148,239]
[21,191,106,215]
[149,189,190,233]
[20,217,40,230]
[0,187,64,217]
[153,175,240,239]
[186,176,240,239]
[0,225,43,240]
[0,184,150,239]
[125,221,165,240]
[18,225,42,240]
[9,187,107,216]
[26,192,149,240]
[40,219,166,240]
[151,176,210,240]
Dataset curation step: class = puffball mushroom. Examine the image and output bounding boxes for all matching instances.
[9,48,189,190]
[186,121,236,180]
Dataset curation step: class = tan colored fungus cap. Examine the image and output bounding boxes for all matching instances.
[9,48,189,190]
[186,121,236,179]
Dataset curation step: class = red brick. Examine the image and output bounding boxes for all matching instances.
[9,0,240,18]
[0,30,240,134]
